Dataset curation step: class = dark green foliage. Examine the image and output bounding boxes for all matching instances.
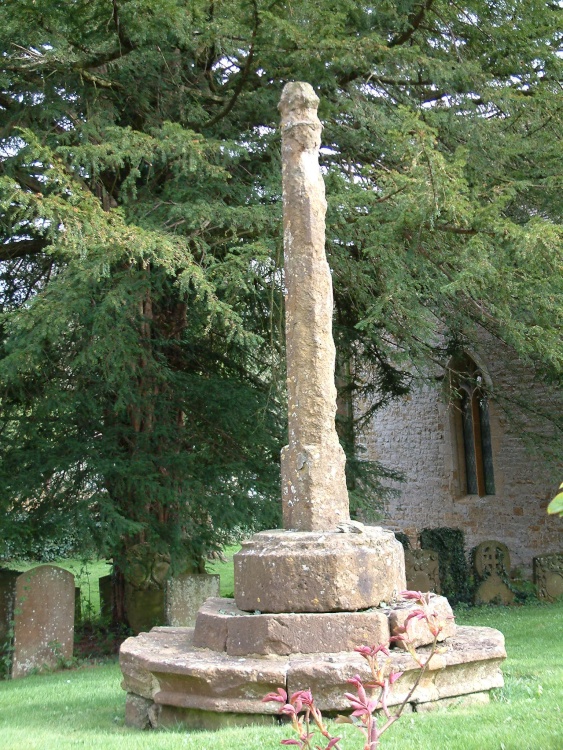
[1,0,562,602]
[394,532,411,552]
[420,527,471,604]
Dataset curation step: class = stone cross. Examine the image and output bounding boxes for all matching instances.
[278,82,350,531]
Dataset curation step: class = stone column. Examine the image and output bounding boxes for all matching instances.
[279,82,350,531]
[232,83,405,614]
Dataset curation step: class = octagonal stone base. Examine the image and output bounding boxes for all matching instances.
[120,624,506,730]
[192,597,391,656]
[234,527,406,613]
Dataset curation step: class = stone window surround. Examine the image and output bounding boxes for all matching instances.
[448,352,496,499]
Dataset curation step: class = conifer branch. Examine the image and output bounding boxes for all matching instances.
[202,0,259,128]
[389,0,435,47]
[0,238,49,260]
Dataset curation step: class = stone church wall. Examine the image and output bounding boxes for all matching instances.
[358,342,563,576]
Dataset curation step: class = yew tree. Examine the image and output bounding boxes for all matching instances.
[1,1,561,617]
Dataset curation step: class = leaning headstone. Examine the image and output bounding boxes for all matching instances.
[405,548,441,594]
[10,565,75,678]
[166,573,220,627]
[533,553,563,602]
[473,541,515,605]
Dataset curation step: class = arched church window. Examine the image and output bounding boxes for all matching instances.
[450,355,495,497]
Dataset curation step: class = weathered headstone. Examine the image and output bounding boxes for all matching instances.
[533,553,563,602]
[123,544,171,634]
[125,585,165,635]
[473,541,515,605]
[405,548,441,594]
[9,565,75,678]
[166,573,220,627]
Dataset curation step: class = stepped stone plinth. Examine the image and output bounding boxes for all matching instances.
[119,82,506,731]
[120,620,506,730]
[234,528,405,613]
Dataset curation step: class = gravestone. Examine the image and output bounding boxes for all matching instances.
[534,553,563,602]
[473,541,515,605]
[98,573,113,621]
[405,548,441,594]
[123,544,171,634]
[100,570,221,631]
[1,565,76,678]
[125,585,165,635]
[166,573,220,627]
[120,83,506,729]
[75,587,82,624]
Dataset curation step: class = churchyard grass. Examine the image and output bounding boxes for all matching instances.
[205,544,241,598]
[0,599,561,750]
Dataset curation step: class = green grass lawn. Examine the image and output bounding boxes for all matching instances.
[0,600,561,750]
[206,544,241,598]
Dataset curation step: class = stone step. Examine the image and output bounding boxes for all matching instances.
[192,596,456,656]
[120,624,505,730]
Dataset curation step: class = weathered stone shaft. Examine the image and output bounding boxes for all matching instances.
[278,82,350,531]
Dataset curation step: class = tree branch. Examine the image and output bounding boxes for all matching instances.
[201,0,259,128]
[389,0,435,47]
[0,238,50,261]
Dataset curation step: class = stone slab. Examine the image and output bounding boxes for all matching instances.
[166,573,220,627]
[150,705,280,730]
[120,623,505,726]
[11,565,75,678]
[192,597,390,656]
[533,553,563,602]
[125,693,153,729]
[234,528,406,613]
[287,626,505,711]
[414,691,490,712]
[120,626,287,714]
[387,595,456,649]
[142,689,492,728]
[125,585,165,635]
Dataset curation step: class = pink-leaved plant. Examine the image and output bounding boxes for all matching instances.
[263,590,452,750]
